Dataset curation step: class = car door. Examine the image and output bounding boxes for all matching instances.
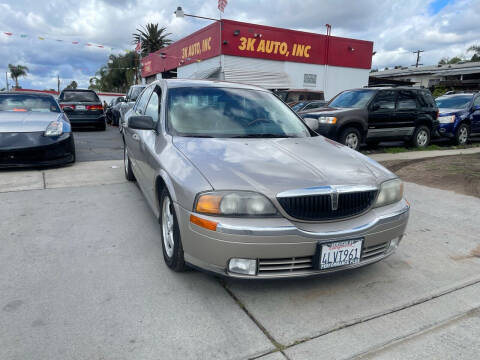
[124,87,151,182]
[367,90,396,139]
[392,90,419,138]
[139,86,162,205]
[471,95,480,134]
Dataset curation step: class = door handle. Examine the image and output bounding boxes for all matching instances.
[132,134,140,141]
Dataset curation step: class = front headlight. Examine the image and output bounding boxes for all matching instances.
[438,115,455,124]
[44,121,63,136]
[318,116,337,124]
[374,179,404,208]
[195,191,278,216]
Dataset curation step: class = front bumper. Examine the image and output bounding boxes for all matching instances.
[176,199,410,279]
[438,123,456,138]
[0,132,75,168]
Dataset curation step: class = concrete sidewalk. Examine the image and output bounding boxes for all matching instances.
[0,160,124,193]
[369,146,480,162]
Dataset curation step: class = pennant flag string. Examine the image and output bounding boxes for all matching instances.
[1,30,130,53]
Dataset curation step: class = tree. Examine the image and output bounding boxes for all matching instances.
[8,64,29,89]
[468,45,480,62]
[132,23,172,57]
[65,80,78,90]
[438,56,463,65]
[89,51,139,92]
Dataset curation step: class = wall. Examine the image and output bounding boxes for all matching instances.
[177,55,369,99]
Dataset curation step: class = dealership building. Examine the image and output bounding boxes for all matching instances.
[141,19,373,100]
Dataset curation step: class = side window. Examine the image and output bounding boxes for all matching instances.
[473,96,480,107]
[135,88,153,115]
[144,90,160,125]
[397,91,418,110]
[418,91,435,108]
[371,91,396,110]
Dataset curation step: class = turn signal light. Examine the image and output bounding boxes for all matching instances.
[195,194,222,214]
[190,214,218,231]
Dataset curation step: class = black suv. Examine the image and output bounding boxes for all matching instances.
[58,89,106,130]
[302,87,439,150]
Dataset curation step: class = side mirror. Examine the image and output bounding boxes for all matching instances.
[128,115,155,130]
[473,105,480,111]
[303,117,319,131]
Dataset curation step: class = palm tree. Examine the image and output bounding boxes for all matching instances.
[132,23,172,57]
[8,64,29,89]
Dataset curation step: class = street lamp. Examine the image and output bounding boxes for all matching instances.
[174,6,219,22]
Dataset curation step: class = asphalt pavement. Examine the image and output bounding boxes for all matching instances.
[73,125,124,162]
[1,135,480,359]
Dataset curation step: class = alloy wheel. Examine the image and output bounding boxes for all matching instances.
[458,126,468,145]
[345,133,359,149]
[162,197,175,258]
[416,130,428,147]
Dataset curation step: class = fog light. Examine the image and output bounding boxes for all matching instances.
[388,236,402,251]
[228,258,257,275]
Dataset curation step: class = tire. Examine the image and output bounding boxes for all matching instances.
[454,123,469,145]
[410,125,430,148]
[124,146,135,181]
[159,188,186,272]
[339,127,361,151]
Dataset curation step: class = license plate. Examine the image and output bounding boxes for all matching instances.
[76,105,86,110]
[319,239,363,270]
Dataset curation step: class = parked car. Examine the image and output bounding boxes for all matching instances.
[58,89,106,130]
[108,96,125,126]
[276,89,325,103]
[119,85,146,132]
[290,100,327,113]
[301,87,439,150]
[435,93,480,145]
[122,79,409,279]
[0,92,75,168]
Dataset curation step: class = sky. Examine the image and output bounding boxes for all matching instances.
[0,0,479,90]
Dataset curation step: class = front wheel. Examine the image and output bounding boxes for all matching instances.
[339,127,361,151]
[411,125,430,148]
[454,123,469,145]
[159,189,186,272]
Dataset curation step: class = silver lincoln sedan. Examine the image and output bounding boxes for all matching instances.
[123,79,409,279]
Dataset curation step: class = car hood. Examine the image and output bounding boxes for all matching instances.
[173,136,394,197]
[301,106,360,117]
[438,108,464,116]
[0,111,62,133]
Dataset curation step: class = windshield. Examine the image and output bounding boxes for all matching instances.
[329,89,376,108]
[435,95,472,109]
[0,94,60,113]
[167,87,311,138]
[130,86,145,101]
[60,91,100,102]
[291,102,307,111]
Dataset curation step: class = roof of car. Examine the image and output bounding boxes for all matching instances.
[60,89,96,92]
[0,91,55,98]
[159,79,270,92]
[438,93,476,97]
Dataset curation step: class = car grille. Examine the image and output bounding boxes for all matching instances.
[277,190,377,221]
[258,257,314,275]
[362,241,388,260]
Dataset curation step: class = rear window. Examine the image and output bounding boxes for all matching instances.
[0,94,60,113]
[60,91,100,102]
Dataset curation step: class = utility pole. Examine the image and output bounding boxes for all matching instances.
[57,74,60,93]
[412,50,424,67]
[5,72,9,91]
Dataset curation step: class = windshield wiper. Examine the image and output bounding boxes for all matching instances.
[231,134,293,138]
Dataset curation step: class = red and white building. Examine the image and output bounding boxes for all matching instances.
[141,19,373,100]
